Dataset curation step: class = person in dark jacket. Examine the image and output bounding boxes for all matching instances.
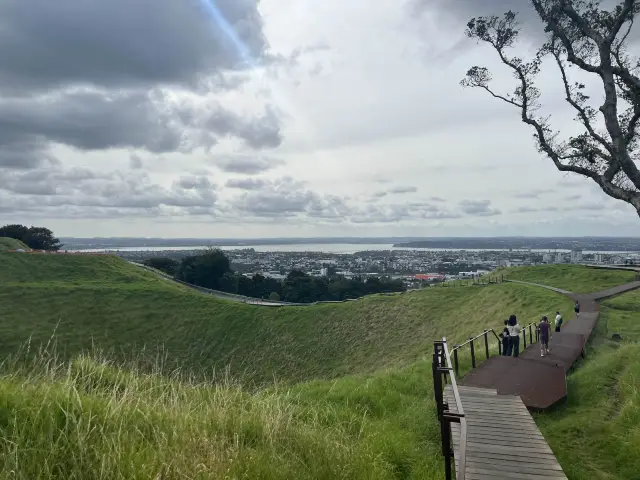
[574,301,580,318]
[539,316,551,356]
[500,319,511,356]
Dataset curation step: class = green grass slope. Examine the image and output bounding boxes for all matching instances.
[0,253,573,385]
[500,264,635,293]
[0,255,626,479]
[0,237,29,251]
[536,289,640,480]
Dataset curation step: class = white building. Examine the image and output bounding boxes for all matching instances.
[594,253,604,264]
[570,249,583,263]
[542,253,553,263]
[555,252,565,263]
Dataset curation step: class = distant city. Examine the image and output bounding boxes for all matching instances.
[61,236,640,289]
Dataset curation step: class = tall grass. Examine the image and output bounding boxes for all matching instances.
[0,350,444,479]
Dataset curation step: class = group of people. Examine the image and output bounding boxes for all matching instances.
[499,301,580,358]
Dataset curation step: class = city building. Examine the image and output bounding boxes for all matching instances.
[570,249,583,263]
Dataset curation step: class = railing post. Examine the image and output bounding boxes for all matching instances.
[529,324,533,344]
[523,329,527,348]
[484,330,489,359]
[442,418,453,480]
[470,338,476,369]
[453,348,459,378]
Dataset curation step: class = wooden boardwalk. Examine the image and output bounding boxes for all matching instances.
[446,385,567,480]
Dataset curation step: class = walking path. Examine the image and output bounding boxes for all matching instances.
[446,386,567,480]
[461,279,640,407]
[448,278,640,479]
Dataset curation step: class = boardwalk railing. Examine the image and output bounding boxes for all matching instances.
[433,338,467,480]
[521,322,539,349]
[450,329,503,377]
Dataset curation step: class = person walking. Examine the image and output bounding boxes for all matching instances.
[574,301,580,318]
[508,314,522,357]
[555,311,563,332]
[539,316,551,356]
[500,319,511,356]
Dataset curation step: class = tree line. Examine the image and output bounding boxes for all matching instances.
[144,249,406,303]
[0,224,62,251]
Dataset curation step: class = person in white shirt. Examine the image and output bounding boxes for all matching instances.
[508,314,522,357]
[555,311,563,332]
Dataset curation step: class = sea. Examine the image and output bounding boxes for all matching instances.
[73,243,636,255]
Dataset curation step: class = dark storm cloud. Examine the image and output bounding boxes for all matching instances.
[0,141,59,169]
[0,1,283,173]
[0,0,267,94]
[0,90,284,170]
[214,154,286,174]
[458,199,502,216]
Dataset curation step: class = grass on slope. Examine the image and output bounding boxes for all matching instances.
[0,354,447,480]
[0,253,573,386]
[500,264,635,293]
[0,237,29,251]
[536,288,640,480]
[0,254,587,479]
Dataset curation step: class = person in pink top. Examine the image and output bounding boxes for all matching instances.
[539,316,551,356]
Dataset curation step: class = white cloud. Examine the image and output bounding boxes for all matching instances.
[1,0,638,237]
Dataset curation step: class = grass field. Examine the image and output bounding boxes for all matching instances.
[0,254,635,478]
[0,236,29,251]
[536,288,640,480]
[0,253,573,385]
[499,264,636,293]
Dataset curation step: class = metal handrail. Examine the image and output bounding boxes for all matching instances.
[442,338,467,480]
[450,328,503,377]
[433,338,467,480]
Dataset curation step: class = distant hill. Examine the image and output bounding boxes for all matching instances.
[0,237,29,251]
[0,253,573,385]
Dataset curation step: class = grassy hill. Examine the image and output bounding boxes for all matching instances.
[0,254,636,478]
[500,264,636,293]
[0,236,29,251]
[0,253,573,385]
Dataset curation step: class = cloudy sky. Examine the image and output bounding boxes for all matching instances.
[1,0,638,238]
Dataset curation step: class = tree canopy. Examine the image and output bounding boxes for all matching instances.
[0,224,62,251]
[462,0,640,216]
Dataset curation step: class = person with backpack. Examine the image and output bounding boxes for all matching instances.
[500,319,511,356]
[555,311,563,332]
[539,316,551,356]
[508,314,522,357]
[574,301,580,318]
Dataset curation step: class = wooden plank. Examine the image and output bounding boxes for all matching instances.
[458,459,565,475]
[463,466,567,480]
[467,450,559,465]
[453,432,550,448]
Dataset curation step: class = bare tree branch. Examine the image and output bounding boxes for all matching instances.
[462,2,640,216]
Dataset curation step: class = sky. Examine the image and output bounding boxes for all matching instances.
[0,0,638,238]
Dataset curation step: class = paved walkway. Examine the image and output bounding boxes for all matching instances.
[461,279,640,408]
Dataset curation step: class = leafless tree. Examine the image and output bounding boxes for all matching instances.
[462,0,640,216]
